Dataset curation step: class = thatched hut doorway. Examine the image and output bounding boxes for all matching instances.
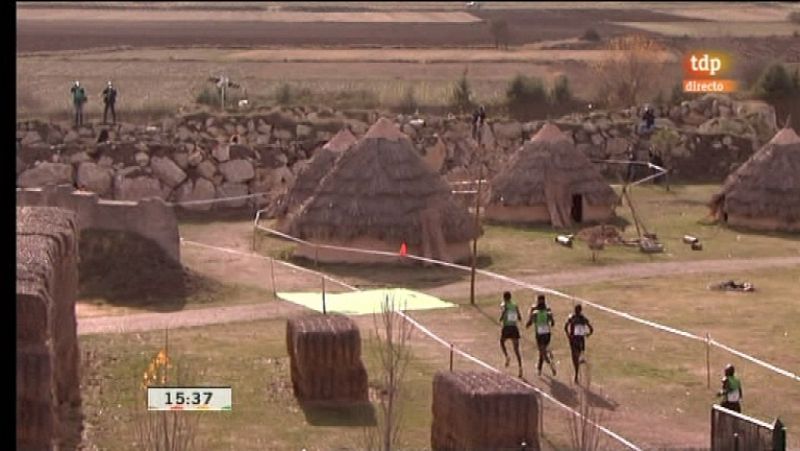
[571,194,583,223]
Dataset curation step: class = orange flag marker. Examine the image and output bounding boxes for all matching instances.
[399,242,407,256]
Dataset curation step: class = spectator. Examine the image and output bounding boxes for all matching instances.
[472,105,486,140]
[101,81,118,124]
[641,106,656,133]
[70,81,87,127]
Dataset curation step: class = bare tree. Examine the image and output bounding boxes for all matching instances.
[591,35,667,108]
[568,365,605,451]
[133,334,201,451]
[363,295,414,451]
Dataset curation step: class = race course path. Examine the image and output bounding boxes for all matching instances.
[78,255,800,335]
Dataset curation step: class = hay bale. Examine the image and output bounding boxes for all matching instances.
[431,371,540,451]
[16,207,82,450]
[286,314,368,404]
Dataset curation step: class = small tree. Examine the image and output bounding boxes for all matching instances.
[363,295,414,451]
[581,28,601,42]
[506,74,548,120]
[398,85,418,115]
[451,69,475,114]
[550,75,574,107]
[568,366,605,451]
[754,63,799,101]
[591,35,667,108]
[276,83,292,105]
[489,18,510,50]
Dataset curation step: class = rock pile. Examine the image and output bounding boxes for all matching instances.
[16,95,778,208]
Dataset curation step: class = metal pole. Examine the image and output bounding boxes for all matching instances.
[706,332,711,389]
[270,257,277,299]
[449,343,454,371]
[322,276,327,315]
[470,165,483,305]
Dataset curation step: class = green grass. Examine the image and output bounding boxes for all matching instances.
[80,318,441,450]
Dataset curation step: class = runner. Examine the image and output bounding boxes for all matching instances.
[564,303,594,384]
[499,291,523,377]
[526,294,556,377]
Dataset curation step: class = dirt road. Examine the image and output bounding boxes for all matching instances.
[78,253,800,335]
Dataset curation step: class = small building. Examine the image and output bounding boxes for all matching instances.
[285,117,480,263]
[486,123,618,228]
[711,126,800,232]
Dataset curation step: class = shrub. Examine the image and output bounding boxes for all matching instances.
[275,83,292,105]
[489,18,510,49]
[398,85,418,114]
[788,11,800,24]
[581,28,601,42]
[195,86,220,107]
[550,75,574,106]
[450,69,475,114]
[506,74,547,119]
[754,63,800,100]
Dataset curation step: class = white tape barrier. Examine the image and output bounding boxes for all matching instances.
[166,191,272,207]
[180,237,641,450]
[252,216,800,383]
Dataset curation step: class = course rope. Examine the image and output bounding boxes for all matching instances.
[181,237,642,450]
[251,211,800,383]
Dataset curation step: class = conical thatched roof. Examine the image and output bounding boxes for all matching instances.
[287,118,479,245]
[489,123,618,207]
[711,126,800,223]
[283,128,357,214]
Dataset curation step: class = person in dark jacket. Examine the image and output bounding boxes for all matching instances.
[472,105,486,140]
[70,81,87,127]
[101,81,118,124]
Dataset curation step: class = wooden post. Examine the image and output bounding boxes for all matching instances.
[322,276,327,315]
[470,165,483,305]
[706,332,711,389]
[449,343,454,371]
[270,257,277,299]
[314,245,319,268]
[773,418,786,451]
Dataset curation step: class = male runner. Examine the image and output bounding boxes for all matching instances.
[526,294,556,377]
[564,304,594,383]
[499,291,523,377]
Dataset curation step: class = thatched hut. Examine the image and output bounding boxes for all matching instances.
[286,117,480,263]
[710,126,800,232]
[486,123,618,228]
[282,128,358,216]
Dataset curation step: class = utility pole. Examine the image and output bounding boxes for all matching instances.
[469,160,484,305]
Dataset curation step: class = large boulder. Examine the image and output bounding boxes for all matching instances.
[17,162,73,188]
[215,182,249,208]
[150,156,187,188]
[422,137,447,173]
[212,143,230,162]
[219,159,255,183]
[251,166,295,195]
[76,162,113,196]
[21,130,43,146]
[177,178,216,211]
[197,160,217,180]
[493,121,523,143]
[115,175,162,201]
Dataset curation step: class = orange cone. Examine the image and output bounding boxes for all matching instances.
[399,242,407,256]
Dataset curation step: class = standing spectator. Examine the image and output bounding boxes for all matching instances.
[70,81,87,127]
[625,144,637,183]
[641,106,656,133]
[717,364,743,413]
[101,81,118,124]
[472,105,486,140]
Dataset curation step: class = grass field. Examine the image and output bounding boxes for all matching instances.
[78,264,800,449]
[616,21,800,38]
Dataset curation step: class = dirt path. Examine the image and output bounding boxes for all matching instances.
[78,252,800,335]
[426,256,800,299]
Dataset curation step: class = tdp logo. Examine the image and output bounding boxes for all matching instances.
[682,51,737,93]
[689,54,722,77]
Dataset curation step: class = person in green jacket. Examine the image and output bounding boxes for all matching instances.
[718,364,743,413]
[499,291,523,377]
[70,81,87,127]
[526,294,556,377]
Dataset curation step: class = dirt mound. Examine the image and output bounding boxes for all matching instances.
[78,229,220,310]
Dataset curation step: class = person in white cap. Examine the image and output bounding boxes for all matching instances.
[101,80,118,124]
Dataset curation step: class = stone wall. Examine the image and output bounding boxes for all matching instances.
[17,207,82,450]
[16,95,777,212]
[17,185,180,263]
